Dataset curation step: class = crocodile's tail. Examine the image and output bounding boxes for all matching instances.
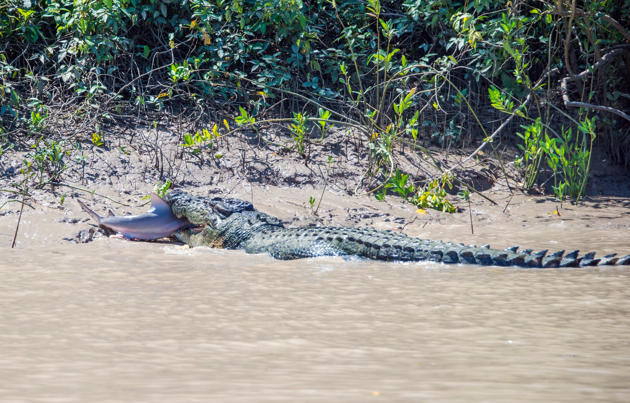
[413,243,630,268]
[247,226,630,268]
[341,231,630,268]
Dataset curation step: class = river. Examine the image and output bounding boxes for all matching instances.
[2,238,630,402]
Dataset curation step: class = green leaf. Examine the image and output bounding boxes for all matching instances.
[154,181,172,198]
[401,88,416,112]
[182,133,193,146]
[91,132,103,147]
[202,128,211,140]
[17,8,35,20]
[385,48,400,64]
[379,19,389,32]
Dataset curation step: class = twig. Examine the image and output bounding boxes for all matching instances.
[467,197,474,235]
[314,157,334,215]
[314,180,327,216]
[49,182,144,207]
[0,198,35,210]
[502,194,514,214]
[11,190,26,248]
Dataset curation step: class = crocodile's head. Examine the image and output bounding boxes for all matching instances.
[164,190,256,247]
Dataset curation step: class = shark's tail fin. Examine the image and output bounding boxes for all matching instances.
[77,199,102,224]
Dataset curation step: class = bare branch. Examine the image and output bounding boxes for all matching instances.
[554,7,630,44]
[560,48,630,123]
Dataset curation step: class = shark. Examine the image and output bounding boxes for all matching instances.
[77,194,193,240]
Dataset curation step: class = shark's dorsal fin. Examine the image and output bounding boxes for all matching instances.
[107,209,115,217]
[148,193,172,215]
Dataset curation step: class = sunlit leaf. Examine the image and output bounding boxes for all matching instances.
[202,32,211,45]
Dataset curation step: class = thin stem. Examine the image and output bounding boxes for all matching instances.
[11,189,26,248]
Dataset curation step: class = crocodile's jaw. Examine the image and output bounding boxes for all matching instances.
[165,190,227,246]
[174,226,224,248]
[165,190,284,249]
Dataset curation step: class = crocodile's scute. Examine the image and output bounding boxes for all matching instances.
[164,190,630,268]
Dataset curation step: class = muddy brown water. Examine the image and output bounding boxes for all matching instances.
[1,192,630,402]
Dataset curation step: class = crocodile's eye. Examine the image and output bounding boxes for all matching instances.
[213,202,232,218]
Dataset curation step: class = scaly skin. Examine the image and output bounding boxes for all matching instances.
[164,190,630,268]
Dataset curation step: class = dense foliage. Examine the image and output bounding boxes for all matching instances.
[1,0,629,201]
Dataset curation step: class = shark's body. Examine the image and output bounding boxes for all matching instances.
[77,195,191,240]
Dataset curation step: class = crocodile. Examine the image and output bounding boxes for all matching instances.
[160,190,630,268]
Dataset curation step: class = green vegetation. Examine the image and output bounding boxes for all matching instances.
[377,170,456,213]
[154,180,172,198]
[1,0,629,211]
[182,125,220,155]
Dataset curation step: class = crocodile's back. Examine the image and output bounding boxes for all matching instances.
[243,226,407,259]
[244,226,517,265]
[242,225,630,267]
